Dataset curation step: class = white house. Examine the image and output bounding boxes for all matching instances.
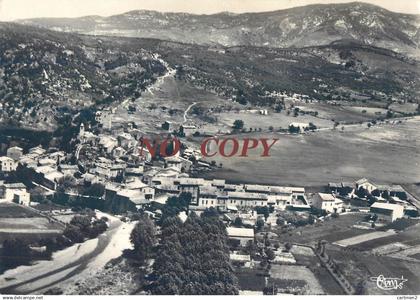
[0,156,17,172]
[7,146,23,161]
[164,156,193,172]
[96,110,113,130]
[355,178,377,193]
[230,252,251,263]
[138,146,153,163]
[118,133,136,149]
[35,166,65,190]
[13,190,31,206]
[106,179,155,209]
[311,193,343,213]
[180,125,197,136]
[0,182,30,206]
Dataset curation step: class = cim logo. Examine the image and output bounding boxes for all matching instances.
[138,137,279,158]
[370,275,407,291]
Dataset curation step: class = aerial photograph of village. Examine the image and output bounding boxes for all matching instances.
[0,0,419,297]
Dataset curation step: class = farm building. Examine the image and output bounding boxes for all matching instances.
[161,121,172,131]
[355,178,377,193]
[370,202,405,222]
[289,122,310,132]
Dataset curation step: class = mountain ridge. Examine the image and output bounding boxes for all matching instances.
[16,1,420,58]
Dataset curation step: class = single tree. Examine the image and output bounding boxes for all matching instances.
[232,119,244,130]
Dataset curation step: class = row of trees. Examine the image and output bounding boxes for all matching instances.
[129,192,193,262]
[288,123,317,134]
[148,211,239,295]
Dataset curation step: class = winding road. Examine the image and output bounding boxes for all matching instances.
[184,102,198,123]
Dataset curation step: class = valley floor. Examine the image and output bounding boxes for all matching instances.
[203,116,420,186]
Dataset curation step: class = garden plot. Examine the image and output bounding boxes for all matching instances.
[290,245,316,257]
[371,243,411,256]
[269,265,324,295]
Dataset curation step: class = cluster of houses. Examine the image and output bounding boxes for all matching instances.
[0,116,206,208]
[328,178,417,222]
[150,177,309,212]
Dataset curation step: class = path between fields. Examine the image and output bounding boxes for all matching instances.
[184,102,198,123]
[0,213,134,294]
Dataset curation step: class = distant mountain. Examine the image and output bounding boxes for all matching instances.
[18,2,420,57]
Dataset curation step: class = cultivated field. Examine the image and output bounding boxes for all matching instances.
[389,103,419,114]
[348,222,420,251]
[291,245,344,295]
[0,203,63,243]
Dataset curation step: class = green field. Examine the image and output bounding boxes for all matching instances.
[275,213,371,245]
[0,203,39,218]
[204,116,420,186]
